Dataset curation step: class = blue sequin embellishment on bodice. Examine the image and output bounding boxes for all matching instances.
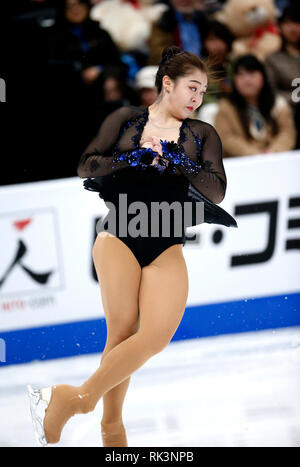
[110,107,203,176]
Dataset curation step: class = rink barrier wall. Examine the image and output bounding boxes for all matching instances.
[1,291,299,366]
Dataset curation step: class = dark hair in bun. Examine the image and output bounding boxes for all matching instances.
[155,45,209,94]
[159,45,182,65]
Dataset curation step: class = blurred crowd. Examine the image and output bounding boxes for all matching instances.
[6,0,300,184]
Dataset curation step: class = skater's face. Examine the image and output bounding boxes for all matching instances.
[162,68,208,118]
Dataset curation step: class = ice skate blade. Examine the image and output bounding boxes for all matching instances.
[26,384,52,447]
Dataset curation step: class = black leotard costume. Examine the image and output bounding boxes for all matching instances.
[77,105,238,268]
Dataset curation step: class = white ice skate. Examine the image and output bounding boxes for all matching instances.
[26,385,52,447]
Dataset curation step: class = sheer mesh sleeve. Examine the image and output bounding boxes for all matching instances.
[161,122,227,204]
[77,106,152,178]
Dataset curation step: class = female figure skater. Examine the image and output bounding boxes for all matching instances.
[27,46,237,447]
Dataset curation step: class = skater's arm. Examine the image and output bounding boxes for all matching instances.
[77,107,155,178]
[161,121,227,204]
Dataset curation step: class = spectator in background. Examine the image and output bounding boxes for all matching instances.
[134,66,159,107]
[46,0,123,97]
[97,66,140,109]
[265,6,300,106]
[42,0,126,177]
[265,6,300,148]
[148,0,209,65]
[197,19,234,124]
[86,66,141,140]
[215,55,297,157]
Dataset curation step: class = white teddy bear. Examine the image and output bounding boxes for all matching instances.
[90,0,168,52]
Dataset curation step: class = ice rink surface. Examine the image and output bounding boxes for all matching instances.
[0,327,300,448]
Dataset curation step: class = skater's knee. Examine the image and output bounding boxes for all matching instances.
[137,329,169,356]
[106,323,139,347]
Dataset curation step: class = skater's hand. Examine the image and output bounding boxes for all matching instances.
[150,136,163,156]
[141,136,168,167]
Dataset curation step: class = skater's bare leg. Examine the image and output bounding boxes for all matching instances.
[43,239,189,444]
[79,242,189,409]
[99,341,132,447]
[44,232,141,445]
[93,233,141,446]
